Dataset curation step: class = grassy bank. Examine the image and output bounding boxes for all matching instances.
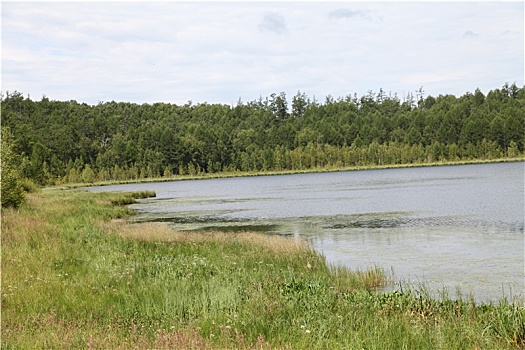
[2,189,524,349]
[61,157,524,189]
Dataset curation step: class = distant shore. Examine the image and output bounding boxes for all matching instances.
[60,157,524,189]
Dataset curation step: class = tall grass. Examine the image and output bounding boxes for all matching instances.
[2,189,524,349]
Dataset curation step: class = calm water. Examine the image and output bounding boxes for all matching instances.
[88,162,525,303]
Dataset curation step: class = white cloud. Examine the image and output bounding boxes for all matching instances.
[2,2,523,105]
[259,12,288,35]
[463,30,479,38]
[327,8,372,21]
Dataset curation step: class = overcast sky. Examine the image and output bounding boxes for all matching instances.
[2,1,523,106]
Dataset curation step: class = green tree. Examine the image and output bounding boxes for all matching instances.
[405,127,422,145]
[81,164,96,183]
[270,92,289,119]
[292,91,308,118]
[1,127,25,208]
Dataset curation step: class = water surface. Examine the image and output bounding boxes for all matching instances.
[88,162,524,303]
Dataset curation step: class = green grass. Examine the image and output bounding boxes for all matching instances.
[2,189,524,349]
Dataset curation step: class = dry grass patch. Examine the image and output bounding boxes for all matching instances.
[102,220,309,255]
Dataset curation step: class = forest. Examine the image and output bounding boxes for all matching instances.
[1,83,524,189]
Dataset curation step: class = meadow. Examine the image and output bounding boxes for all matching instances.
[2,189,524,349]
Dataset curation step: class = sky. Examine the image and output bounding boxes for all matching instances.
[1,1,524,106]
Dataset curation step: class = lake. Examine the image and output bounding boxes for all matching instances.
[87,162,524,303]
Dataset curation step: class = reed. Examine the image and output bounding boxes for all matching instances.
[2,189,524,349]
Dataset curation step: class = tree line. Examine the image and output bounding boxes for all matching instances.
[1,83,524,197]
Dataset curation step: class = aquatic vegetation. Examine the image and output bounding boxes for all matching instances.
[110,190,156,205]
[2,189,524,349]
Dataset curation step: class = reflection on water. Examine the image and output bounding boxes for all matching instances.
[88,162,525,303]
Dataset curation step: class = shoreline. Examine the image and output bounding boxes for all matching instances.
[3,188,525,348]
[56,157,524,189]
